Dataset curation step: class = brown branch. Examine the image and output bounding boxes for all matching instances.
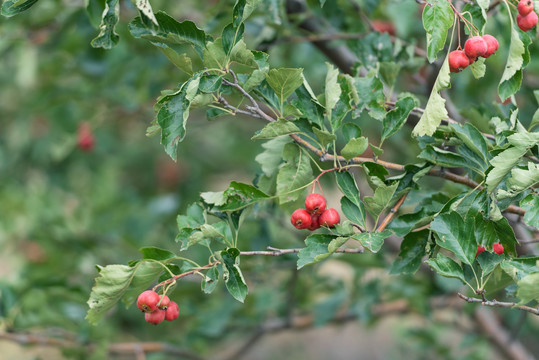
[240,246,364,256]
[457,293,539,316]
[377,193,409,232]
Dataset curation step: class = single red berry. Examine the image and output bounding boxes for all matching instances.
[308,215,321,231]
[145,309,166,325]
[77,122,95,151]
[482,35,499,58]
[305,193,327,215]
[158,295,170,310]
[448,50,470,73]
[464,36,488,60]
[493,242,504,255]
[319,208,340,228]
[518,0,534,16]
[291,209,312,229]
[137,290,160,313]
[165,301,180,321]
[475,245,486,258]
[517,11,538,31]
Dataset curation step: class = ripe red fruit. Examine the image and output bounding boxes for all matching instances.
[482,35,499,58]
[319,208,340,228]
[475,245,486,258]
[305,193,327,215]
[493,242,504,255]
[291,209,312,229]
[464,36,488,60]
[145,309,166,325]
[158,295,170,310]
[77,122,95,151]
[308,215,321,231]
[517,11,538,31]
[448,50,470,73]
[137,290,160,313]
[165,301,180,321]
[518,0,534,16]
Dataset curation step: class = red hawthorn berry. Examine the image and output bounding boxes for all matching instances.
[518,0,534,16]
[308,215,321,231]
[464,36,488,59]
[319,208,340,228]
[305,193,327,215]
[371,20,396,35]
[493,242,504,255]
[448,50,470,73]
[475,245,486,258]
[291,208,312,229]
[517,11,538,31]
[482,35,499,58]
[145,309,166,325]
[77,122,95,151]
[165,301,180,321]
[158,295,170,310]
[137,290,160,313]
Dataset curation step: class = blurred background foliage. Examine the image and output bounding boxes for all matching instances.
[0,0,538,359]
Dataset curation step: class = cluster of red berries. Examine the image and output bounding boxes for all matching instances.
[290,193,340,230]
[475,242,504,258]
[448,34,499,73]
[517,0,538,31]
[136,290,179,325]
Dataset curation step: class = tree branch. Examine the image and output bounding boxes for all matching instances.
[457,293,539,316]
[377,193,409,232]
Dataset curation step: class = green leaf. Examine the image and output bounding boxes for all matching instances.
[221,248,248,302]
[341,137,368,160]
[222,23,245,56]
[353,75,386,120]
[470,57,486,79]
[297,234,339,269]
[86,262,162,324]
[363,182,398,220]
[153,43,193,74]
[292,84,325,128]
[425,254,467,284]
[155,77,200,161]
[381,96,415,142]
[530,90,539,131]
[139,247,176,261]
[255,137,289,176]
[122,262,164,307]
[335,171,360,206]
[312,127,336,147]
[498,20,527,101]
[201,266,219,294]
[476,251,504,278]
[498,162,539,199]
[276,143,313,203]
[199,75,222,93]
[340,197,366,229]
[486,146,527,193]
[266,68,304,111]
[450,123,489,165]
[430,212,475,266]
[390,230,429,275]
[422,0,454,63]
[419,145,483,173]
[1,0,39,17]
[129,11,206,51]
[324,62,341,112]
[251,119,300,140]
[412,53,451,136]
[218,181,269,211]
[521,194,539,228]
[501,257,539,281]
[516,272,539,304]
[90,0,120,49]
[351,230,392,253]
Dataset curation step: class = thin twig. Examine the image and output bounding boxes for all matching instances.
[377,193,409,232]
[457,293,539,316]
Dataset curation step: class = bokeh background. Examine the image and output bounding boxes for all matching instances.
[1,0,538,359]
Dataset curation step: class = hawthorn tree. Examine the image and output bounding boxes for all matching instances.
[1,0,538,358]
